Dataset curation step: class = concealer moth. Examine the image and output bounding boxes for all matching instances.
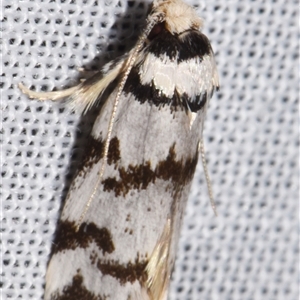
[19,0,219,299]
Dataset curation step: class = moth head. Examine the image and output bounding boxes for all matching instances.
[152,0,203,35]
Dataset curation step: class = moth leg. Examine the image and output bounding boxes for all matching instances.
[18,83,78,102]
[19,52,131,114]
[18,67,101,102]
[78,70,99,83]
[146,219,172,299]
[77,67,99,81]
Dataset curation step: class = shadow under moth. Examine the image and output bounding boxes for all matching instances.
[19,0,219,299]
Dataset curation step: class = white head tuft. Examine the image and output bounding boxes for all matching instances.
[153,0,203,34]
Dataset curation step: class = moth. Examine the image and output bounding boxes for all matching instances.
[19,0,219,299]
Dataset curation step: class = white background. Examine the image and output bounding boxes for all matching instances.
[2,1,298,299]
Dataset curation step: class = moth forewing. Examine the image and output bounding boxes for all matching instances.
[20,0,219,299]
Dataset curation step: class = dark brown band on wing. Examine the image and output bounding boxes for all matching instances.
[49,272,106,300]
[51,221,115,255]
[96,257,148,285]
[102,144,198,197]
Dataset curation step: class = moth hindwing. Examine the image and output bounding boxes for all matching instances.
[19,0,219,299]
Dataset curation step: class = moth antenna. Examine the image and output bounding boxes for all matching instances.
[76,12,166,230]
[199,139,217,216]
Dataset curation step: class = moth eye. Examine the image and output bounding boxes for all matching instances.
[148,22,166,40]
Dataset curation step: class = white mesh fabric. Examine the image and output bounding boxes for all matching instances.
[1,1,298,300]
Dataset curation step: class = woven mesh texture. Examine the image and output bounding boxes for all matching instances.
[2,0,299,299]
